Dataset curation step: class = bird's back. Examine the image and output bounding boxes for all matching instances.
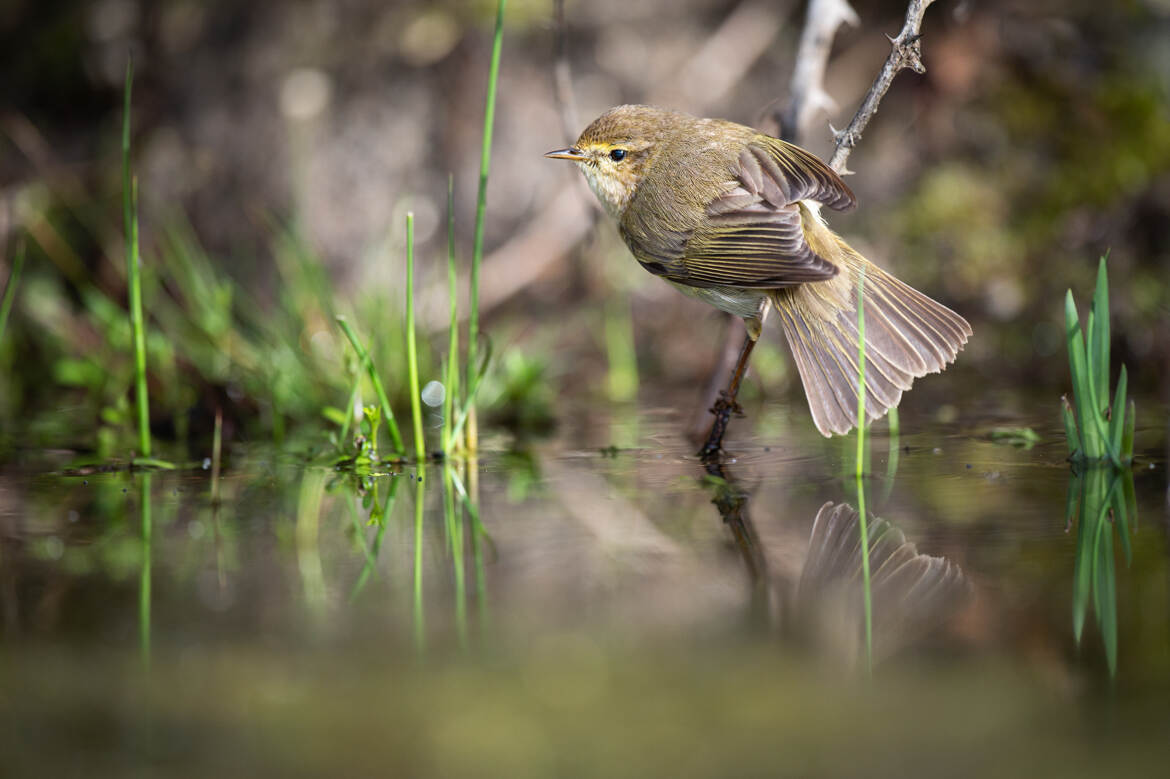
[620,115,755,266]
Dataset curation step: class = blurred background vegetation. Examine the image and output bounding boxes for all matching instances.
[0,0,1167,458]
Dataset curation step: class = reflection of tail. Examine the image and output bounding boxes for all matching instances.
[797,502,971,663]
[772,218,971,436]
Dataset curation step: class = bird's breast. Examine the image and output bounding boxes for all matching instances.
[666,281,767,320]
[579,164,631,219]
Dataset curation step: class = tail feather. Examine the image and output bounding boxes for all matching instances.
[868,277,968,367]
[778,306,856,434]
[773,254,971,437]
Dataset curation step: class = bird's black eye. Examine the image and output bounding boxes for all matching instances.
[609,148,627,162]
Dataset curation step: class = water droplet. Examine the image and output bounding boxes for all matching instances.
[421,380,445,407]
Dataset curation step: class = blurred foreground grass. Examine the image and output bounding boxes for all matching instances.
[2,641,1168,778]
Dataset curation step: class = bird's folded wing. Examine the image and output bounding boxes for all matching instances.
[741,138,856,213]
[627,138,856,290]
[676,201,837,288]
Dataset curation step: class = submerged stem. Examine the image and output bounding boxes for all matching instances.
[855,266,872,674]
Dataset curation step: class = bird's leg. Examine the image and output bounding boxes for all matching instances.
[698,332,757,459]
[698,300,771,460]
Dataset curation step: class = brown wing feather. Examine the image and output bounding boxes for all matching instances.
[624,135,855,290]
[680,199,838,288]
[748,138,857,212]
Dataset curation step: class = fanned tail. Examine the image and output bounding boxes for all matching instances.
[771,243,971,437]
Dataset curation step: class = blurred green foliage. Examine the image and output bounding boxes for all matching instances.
[0,214,451,460]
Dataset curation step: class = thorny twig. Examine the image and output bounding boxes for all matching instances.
[827,0,939,174]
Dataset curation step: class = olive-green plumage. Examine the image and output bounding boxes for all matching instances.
[547,105,971,437]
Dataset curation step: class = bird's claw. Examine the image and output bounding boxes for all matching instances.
[710,391,744,417]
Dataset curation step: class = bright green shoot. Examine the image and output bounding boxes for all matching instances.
[443,175,460,455]
[1063,255,1134,467]
[855,266,873,674]
[465,0,507,450]
[413,471,426,652]
[123,59,151,458]
[405,212,425,464]
[442,465,468,647]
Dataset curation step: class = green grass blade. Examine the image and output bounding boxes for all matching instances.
[1108,364,1127,459]
[1110,471,1132,566]
[1060,395,1080,459]
[122,59,148,456]
[350,476,400,601]
[123,59,152,457]
[405,212,425,464]
[0,238,26,346]
[449,465,492,622]
[1071,475,1090,642]
[128,177,151,457]
[1122,452,1138,532]
[336,316,404,455]
[442,466,468,647]
[1065,291,1095,459]
[413,470,426,652]
[1122,398,1135,461]
[443,174,460,454]
[879,406,900,505]
[1087,472,1116,616]
[1090,255,1110,413]
[344,493,378,569]
[1084,305,1096,416]
[465,0,508,447]
[1089,515,1105,624]
[448,336,493,446]
[1065,290,1118,464]
[1082,308,1117,465]
[855,266,872,675]
[1095,521,1118,677]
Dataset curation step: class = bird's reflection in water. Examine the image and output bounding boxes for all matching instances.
[704,460,971,667]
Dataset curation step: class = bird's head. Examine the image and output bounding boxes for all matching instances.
[545,104,673,218]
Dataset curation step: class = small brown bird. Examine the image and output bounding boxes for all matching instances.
[547,105,971,437]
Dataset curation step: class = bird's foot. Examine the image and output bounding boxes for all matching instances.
[698,392,743,460]
[710,391,744,417]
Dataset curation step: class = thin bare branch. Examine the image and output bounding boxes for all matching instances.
[828,0,939,173]
[779,0,858,144]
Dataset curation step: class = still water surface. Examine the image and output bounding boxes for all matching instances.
[1,400,1168,776]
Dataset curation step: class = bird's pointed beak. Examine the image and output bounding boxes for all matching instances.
[544,147,587,161]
